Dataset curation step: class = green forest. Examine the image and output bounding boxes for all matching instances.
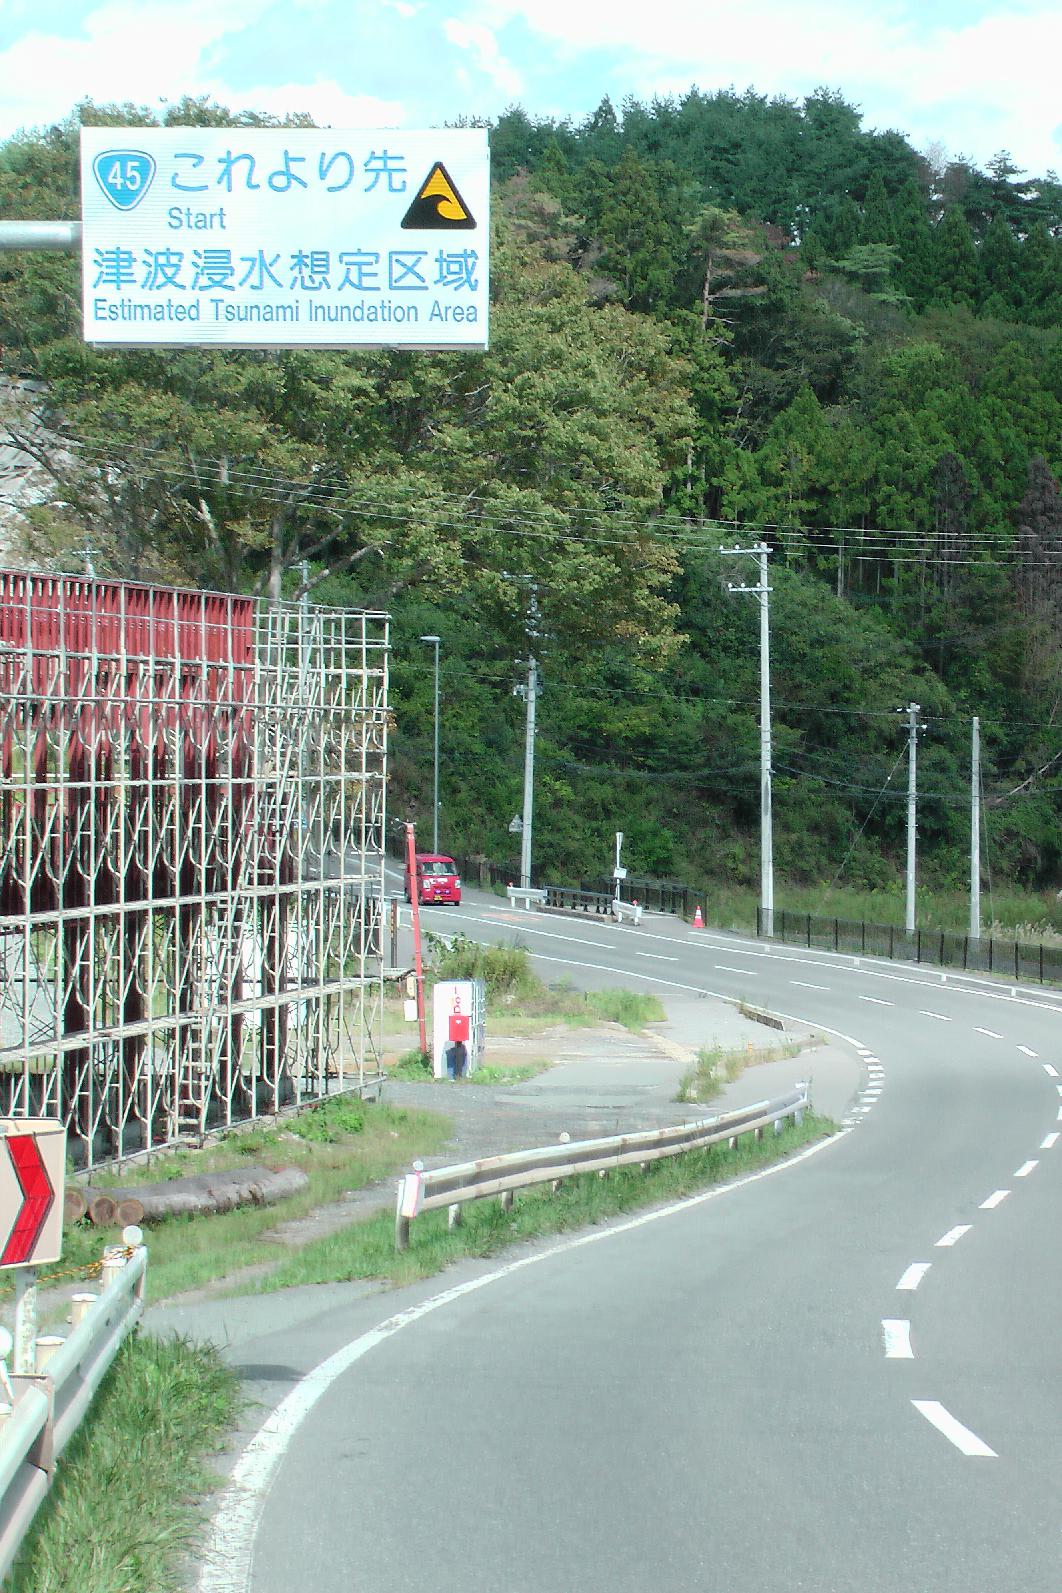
[2,89,1061,927]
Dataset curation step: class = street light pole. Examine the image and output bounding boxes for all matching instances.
[419,635,440,854]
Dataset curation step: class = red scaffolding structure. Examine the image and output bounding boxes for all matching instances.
[0,572,389,1167]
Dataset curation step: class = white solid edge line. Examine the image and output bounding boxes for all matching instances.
[882,1319,914,1358]
[449,904,1062,1015]
[1014,1160,1038,1177]
[980,1189,1010,1208]
[1041,1133,1059,1149]
[911,1400,996,1457]
[896,1263,931,1291]
[196,1128,849,1593]
[935,1225,972,1247]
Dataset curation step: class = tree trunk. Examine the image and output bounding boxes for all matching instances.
[80,1165,308,1225]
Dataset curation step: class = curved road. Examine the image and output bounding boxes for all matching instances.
[203,890,1062,1593]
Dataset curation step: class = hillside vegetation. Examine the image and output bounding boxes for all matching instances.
[2,90,1061,914]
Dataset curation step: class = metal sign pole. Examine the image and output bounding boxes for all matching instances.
[12,1268,37,1375]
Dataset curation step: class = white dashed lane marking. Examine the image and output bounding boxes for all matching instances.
[1014,1160,1038,1178]
[896,1263,931,1291]
[920,1011,951,1022]
[790,980,829,990]
[715,965,756,975]
[1041,1133,1059,1149]
[980,1190,1010,1209]
[1043,1064,1058,1078]
[860,996,892,1006]
[912,1401,996,1458]
[882,1319,914,1358]
[976,1027,1002,1039]
[1018,1045,1038,1057]
[936,1225,972,1247]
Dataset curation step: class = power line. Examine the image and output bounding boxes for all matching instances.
[32,429,1062,567]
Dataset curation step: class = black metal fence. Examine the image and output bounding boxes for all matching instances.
[579,875,692,915]
[761,908,1062,986]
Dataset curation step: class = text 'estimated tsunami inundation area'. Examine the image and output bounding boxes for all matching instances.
[80,128,490,350]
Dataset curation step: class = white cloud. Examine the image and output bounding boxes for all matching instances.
[228,81,407,128]
[470,0,1062,172]
[0,0,271,135]
[444,16,524,101]
[0,1,410,140]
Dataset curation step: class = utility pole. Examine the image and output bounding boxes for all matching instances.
[902,702,921,936]
[722,541,774,937]
[519,655,538,889]
[970,715,981,941]
[419,635,441,854]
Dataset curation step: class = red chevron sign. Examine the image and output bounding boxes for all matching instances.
[0,1122,64,1269]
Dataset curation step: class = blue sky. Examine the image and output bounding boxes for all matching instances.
[2,0,1060,178]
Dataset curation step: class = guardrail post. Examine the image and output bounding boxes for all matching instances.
[499,1190,514,1213]
[395,1186,410,1251]
[69,1294,98,1327]
[100,1247,127,1290]
[447,1204,462,1230]
[33,1337,64,1374]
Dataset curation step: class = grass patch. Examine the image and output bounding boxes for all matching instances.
[696,880,1062,941]
[677,1041,799,1103]
[466,1063,546,1085]
[424,934,665,1032]
[8,1332,238,1593]
[34,1101,451,1304]
[256,1112,835,1294]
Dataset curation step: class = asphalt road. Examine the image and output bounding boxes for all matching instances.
[200,885,1062,1593]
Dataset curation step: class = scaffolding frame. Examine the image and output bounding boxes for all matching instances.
[0,573,388,1170]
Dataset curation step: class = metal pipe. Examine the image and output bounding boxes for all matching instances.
[0,221,81,253]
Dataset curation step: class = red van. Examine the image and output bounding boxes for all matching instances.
[406,853,462,906]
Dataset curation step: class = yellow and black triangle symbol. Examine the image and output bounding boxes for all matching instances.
[401,162,476,230]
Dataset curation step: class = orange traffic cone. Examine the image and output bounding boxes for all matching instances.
[693,906,704,928]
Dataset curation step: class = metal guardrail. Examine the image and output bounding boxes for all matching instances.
[506,886,548,910]
[394,1086,810,1248]
[0,1245,147,1581]
[544,884,615,915]
[762,908,1062,986]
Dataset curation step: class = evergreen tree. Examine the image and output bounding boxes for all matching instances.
[890,179,936,309]
[932,206,982,308]
[861,169,894,244]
